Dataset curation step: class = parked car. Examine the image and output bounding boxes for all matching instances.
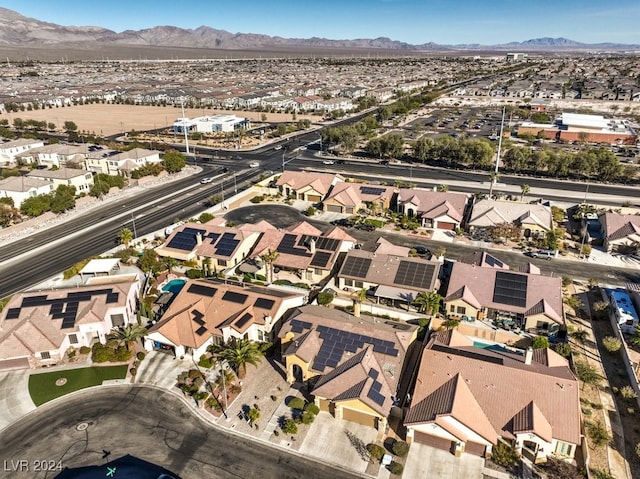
[526,250,557,260]
[323,159,335,165]
[336,159,346,165]
[274,145,282,150]
[412,245,431,256]
[200,177,214,184]
[332,218,355,227]
[356,223,376,231]
[249,161,260,168]
[379,160,390,165]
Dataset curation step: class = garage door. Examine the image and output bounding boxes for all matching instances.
[414,431,454,452]
[326,204,343,213]
[318,398,331,412]
[342,407,377,428]
[465,441,486,457]
[438,222,456,231]
[0,357,30,371]
[307,195,322,203]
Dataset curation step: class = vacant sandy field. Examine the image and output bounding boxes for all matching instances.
[1,104,319,136]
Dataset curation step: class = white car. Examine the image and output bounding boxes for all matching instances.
[274,145,282,150]
[200,177,214,184]
[322,160,335,165]
[249,161,260,168]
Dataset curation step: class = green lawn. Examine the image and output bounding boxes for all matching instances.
[28,365,128,406]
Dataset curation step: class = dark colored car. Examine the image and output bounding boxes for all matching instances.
[413,245,431,256]
[356,224,376,231]
[379,160,389,165]
[332,218,355,227]
[336,159,346,164]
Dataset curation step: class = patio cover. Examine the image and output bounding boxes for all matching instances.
[79,258,120,277]
[375,285,416,303]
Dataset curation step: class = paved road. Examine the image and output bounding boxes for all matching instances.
[0,385,365,479]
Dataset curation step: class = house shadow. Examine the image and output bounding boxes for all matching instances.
[54,454,181,479]
[344,430,370,462]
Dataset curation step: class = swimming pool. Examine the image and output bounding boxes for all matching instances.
[162,278,187,294]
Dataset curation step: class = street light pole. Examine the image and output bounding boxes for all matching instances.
[233,173,237,195]
[489,106,506,198]
[130,212,137,241]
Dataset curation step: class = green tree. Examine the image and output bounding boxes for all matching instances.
[412,291,442,315]
[317,291,334,307]
[531,336,550,349]
[63,120,78,132]
[553,342,572,358]
[107,323,147,351]
[137,249,162,274]
[20,194,51,217]
[210,338,263,379]
[352,288,368,318]
[260,249,279,284]
[247,406,260,425]
[520,183,530,201]
[575,361,602,391]
[162,150,186,173]
[49,185,76,213]
[118,227,134,247]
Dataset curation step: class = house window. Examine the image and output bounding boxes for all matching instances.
[450,305,456,313]
[40,351,51,360]
[355,281,363,288]
[257,330,266,342]
[314,268,322,275]
[555,442,572,456]
[456,306,466,315]
[344,279,353,287]
[217,259,228,267]
[111,313,125,327]
[536,321,549,330]
[68,334,78,344]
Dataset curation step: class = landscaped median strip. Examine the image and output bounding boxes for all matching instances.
[28,365,128,406]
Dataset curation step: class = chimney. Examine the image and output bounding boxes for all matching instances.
[309,238,316,254]
[524,347,533,365]
[196,232,203,245]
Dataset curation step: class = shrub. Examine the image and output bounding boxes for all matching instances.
[250,195,264,204]
[392,440,409,457]
[186,268,204,279]
[198,355,214,368]
[301,411,315,425]
[541,457,583,479]
[192,391,209,403]
[635,442,640,458]
[286,397,305,410]
[270,395,277,401]
[388,461,404,475]
[602,336,622,354]
[129,367,137,376]
[366,443,386,461]
[491,441,520,467]
[591,469,615,479]
[317,291,334,306]
[229,384,242,394]
[136,351,146,361]
[304,403,320,415]
[531,336,550,349]
[587,421,610,447]
[79,346,91,354]
[282,418,298,435]
[620,385,638,400]
[115,347,132,362]
[206,396,222,411]
[553,342,572,357]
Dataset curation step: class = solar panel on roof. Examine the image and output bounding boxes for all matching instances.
[167,227,205,251]
[195,326,208,336]
[22,296,49,307]
[315,237,340,251]
[187,283,217,297]
[222,291,248,304]
[206,232,221,244]
[192,310,205,326]
[277,234,311,257]
[341,256,372,279]
[360,186,386,196]
[254,297,275,309]
[393,261,436,289]
[368,368,379,379]
[5,308,20,320]
[290,319,304,333]
[367,388,385,406]
[310,251,331,268]
[106,292,119,304]
[235,312,252,329]
[61,316,76,329]
[493,271,528,308]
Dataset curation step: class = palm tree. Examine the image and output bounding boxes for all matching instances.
[164,257,178,275]
[412,291,442,315]
[260,249,279,284]
[214,368,235,390]
[520,183,530,201]
[488,171,500,198]
[107,323,147,351]
[352,288,367,318]
[118,227,133,248]
[211,338,263,379]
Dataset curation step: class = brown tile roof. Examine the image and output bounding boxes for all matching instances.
[405,330,580,445]
[286,221,323,236]
[445,262,563,323]
[469,199,552,230]
[599,212,640,241]
[458,251,509,269]
[158,222,258,259]
[397,189,468,222]
[374,237,411,257]
[276,171,341,196]
[324,183,396,208]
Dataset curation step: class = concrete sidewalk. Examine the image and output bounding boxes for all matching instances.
[0,369,36,431]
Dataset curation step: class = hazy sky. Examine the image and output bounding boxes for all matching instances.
[3,0,639,45]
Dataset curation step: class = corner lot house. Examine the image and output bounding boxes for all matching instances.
[0,138,45,165]
[405,330,580,463]
[146,279,306,358]
[0,176,54,208]
[598,211,640,253]
[396,189,469,230]
[323,183,396,215]
[85,147,162,175]
[444,261,564,334]
[0,281,139,371]
[280,305,417,430]
[468,199,553,239]
[276,171,343,203]
[27,167,94,195]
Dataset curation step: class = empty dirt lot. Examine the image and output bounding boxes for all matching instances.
[1,104,318,136]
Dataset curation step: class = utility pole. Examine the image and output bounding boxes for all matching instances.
[181,100,190,155]
[488,106,506,198]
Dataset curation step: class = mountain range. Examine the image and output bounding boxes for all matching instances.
[0,7,638,53]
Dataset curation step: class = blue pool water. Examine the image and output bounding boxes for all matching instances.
[162,278,187,294]
[473,341,508,353]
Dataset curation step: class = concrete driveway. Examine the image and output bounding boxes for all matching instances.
[135,350,191,390]
[404,442,485,479]
[299,411,378,474]
[0,369,35,431]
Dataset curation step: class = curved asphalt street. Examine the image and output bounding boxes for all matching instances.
[0,385,364,479]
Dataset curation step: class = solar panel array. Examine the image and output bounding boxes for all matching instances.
[235,312,253,329]
[187,283,217,297]
[222,291,248,304]
[341,256,372,279]
[493,271,528,308]
[366,377,386,406]
[310,251,331,268]
[192,310,208,336]
[277,234,311,257]
[166,227,205,251]
[206,232,221,244]
[298,235,340,252]
[393,261,436,289]
[254,297,275,310]
[289,319,312,333]
[311,324,399,372]
[215,232,240,257]
[360,186,386,196]
[4,288,120,330]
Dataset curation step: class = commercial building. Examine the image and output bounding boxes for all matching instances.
[172,115,249,134]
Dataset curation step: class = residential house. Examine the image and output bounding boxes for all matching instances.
[444,261,564,333]
[323,183,396,215]
[15,144,88,168]
[0,138,45,165]
[396,189,469,231]
[0,176,54,208]
[336,249,441,308]
[316,98,355,112]
[0,280,139,371]
[249,221,355,284]
[468,199,553,239]
[155,222,261,271]
[405,329,580,463]
[276,171,343,203]
[280,305,417,430]
[27,168,94,195]
[145,279,306,358]
[598,211,640,253]
[85,147,162,175]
